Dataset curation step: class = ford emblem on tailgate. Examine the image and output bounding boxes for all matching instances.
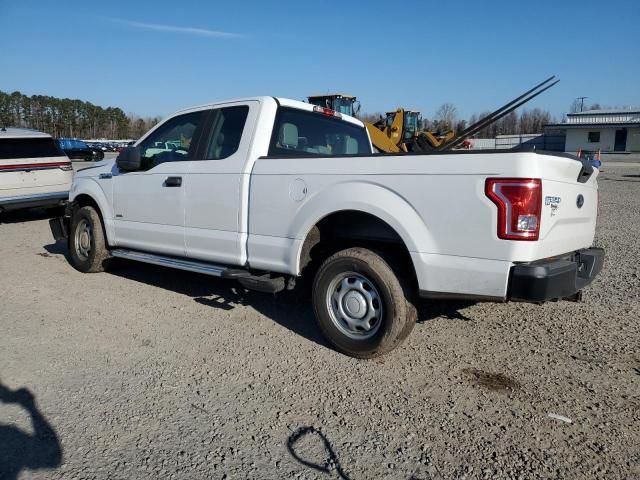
[576,194,584,208]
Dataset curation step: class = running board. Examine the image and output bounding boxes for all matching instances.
[111,249,228,276]
[110,249,285,293]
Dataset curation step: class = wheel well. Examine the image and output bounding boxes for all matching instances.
[72,194,109,245]
[73,194,101,212]
[299,210,417,290]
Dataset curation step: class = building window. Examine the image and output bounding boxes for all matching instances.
[588,131,600,143]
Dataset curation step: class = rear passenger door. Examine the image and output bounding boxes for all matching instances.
[183,101,257,265]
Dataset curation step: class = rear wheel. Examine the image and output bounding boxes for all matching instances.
[69,206,109,273]
[312,247,416,358]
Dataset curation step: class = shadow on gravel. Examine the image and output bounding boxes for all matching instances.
[416,300,475,323]
[0,383,62,480]
[287,426,352,480]
[43,241,71,261]
[287,426,431,480]
[104,260,330,349]
[41,242,478,349]
[0,207,63,225]
[104,261,477,340]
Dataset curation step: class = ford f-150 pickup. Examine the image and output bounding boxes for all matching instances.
[50,96,604,358]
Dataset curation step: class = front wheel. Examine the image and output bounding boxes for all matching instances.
[69,206,110,273]
[312,247,416,358]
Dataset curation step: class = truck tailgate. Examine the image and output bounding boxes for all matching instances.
[537,155,598,258]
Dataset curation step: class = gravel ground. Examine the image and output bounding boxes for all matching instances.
[0,164,638,480]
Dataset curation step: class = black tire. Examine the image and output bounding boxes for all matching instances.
[69,206,110,273]
[312,247,416,359]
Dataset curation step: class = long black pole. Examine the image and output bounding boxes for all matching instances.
[441,76,555,145]
[438,77,559,151]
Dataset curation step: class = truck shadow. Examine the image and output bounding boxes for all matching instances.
[104,259,330,348]
[0,383,63,480]
[416,300,475,323]
[43,242,477,349]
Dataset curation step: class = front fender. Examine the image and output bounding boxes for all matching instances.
[69,177,115,245]
[290,180,435,273]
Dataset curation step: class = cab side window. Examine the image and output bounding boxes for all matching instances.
[202,106,249,160]
[138,111,204,170]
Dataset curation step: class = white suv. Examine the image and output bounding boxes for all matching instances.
[0,128,73,212]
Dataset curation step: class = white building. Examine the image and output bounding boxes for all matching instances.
[546,108,640,153]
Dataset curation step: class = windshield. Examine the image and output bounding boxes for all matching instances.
[332,98,355,116]
[404,112,420,139]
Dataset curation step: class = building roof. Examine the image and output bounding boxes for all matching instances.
[545,122,640,129]
[569,108,640,116]
[0,127,51,139]
[548,107,640,128]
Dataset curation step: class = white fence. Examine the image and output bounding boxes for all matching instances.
[469,134,565,151]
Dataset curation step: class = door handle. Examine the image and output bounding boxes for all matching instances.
[164,176,182,187]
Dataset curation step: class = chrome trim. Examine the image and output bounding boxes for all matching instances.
[0,191,69,205]
[111,249,228,277]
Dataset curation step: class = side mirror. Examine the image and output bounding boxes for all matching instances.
[116,146,141,171]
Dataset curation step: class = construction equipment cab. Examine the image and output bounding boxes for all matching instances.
[307,94,360,117]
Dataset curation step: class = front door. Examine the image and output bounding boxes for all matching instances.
[112,110,206,257]
[614,129,627,151]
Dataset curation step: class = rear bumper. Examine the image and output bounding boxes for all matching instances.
[0,191,69,211]
[508,248,604,301]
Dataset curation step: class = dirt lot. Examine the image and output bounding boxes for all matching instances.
[1,163,638,480]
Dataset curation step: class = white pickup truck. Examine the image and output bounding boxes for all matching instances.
[51,96,604,358]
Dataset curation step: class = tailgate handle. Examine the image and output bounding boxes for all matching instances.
[164,176,182,187]
[576,158,594,183]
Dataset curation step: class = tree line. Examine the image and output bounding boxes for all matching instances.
[0,90,161,140]
[361,103,556,138]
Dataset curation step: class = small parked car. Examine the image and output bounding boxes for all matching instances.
[0,127,73,212]
[58,138,104,161]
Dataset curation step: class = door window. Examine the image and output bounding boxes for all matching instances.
[138,111,204,170]
[202,106,249,160]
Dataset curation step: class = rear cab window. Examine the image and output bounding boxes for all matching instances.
[268,107,372,157]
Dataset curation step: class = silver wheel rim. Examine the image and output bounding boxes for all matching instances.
[326,271,383,340]
[74,218,93,261]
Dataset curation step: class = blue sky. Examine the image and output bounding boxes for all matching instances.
[1,0,639,121]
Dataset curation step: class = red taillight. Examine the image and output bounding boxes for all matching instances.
[485,178,542,241]
[313,105,342,118]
